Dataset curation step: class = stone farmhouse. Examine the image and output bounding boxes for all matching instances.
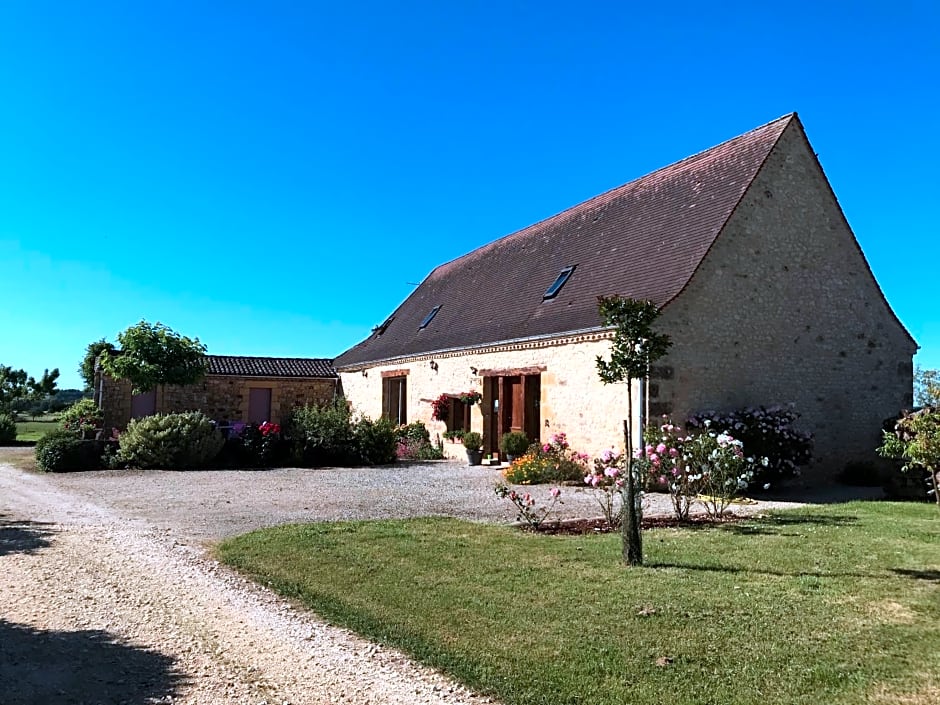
[96,355,339,431]
[334,113,916,476]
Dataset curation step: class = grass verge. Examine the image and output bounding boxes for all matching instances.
[0,447,37,472]
[217,502,939,705]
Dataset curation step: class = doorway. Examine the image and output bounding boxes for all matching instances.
[483,373,541,454]
[248,388,273,424]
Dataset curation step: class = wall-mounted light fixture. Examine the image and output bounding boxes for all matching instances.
[429,360,439,371]
[361,369,368,377]
[470,367,478,375]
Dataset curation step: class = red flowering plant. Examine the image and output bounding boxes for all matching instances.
[458,390,482,405]
[259,421,280,436]
[238,421,283,467]
[430,394,450,422]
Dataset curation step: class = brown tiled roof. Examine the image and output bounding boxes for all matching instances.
[207,355,336,378]
[334,114,796,369]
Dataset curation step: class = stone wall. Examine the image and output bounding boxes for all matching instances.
[97,373,340,430]
[339,336,640,460]
[654,119,916,478]
[96,374,134,433]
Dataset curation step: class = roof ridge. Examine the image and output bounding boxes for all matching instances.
[428,113,797,279]
[207,354,333,361]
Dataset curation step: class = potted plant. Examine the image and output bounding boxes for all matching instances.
[458,390,482,406]
[462,431,483,466]
[499,431,530,462]
[443,429,465,443]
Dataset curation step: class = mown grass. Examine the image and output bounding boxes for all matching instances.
[15,417,60,441]
[217,502,939,705]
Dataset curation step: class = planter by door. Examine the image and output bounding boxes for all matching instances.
[466,449,483,466]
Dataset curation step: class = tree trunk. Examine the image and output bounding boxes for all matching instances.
[622,393,643,566]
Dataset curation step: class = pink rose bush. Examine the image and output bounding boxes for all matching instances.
[583,448,626,528]
[639,417,766,520]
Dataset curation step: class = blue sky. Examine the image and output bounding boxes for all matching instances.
[1,1,937,390]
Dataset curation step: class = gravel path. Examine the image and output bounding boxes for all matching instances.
[0,452,868,704]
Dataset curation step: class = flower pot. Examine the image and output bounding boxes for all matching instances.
[466,449,483,466]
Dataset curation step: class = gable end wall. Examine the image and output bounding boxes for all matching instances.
[656,121,916,478]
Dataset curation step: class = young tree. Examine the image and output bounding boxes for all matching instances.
[596,297,672,566]
[100,321,207,394]
[879,408,940,506]
[79,339,117,391]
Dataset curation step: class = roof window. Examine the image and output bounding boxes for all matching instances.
[419,305,442,330]
[543,265,576,300]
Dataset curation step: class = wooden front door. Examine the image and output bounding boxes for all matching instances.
[482,373,541,454]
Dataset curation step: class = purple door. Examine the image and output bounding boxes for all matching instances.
[248,388,272,424]
[131,389,157,418]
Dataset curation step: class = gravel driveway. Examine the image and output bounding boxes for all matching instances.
[0,452,848,704]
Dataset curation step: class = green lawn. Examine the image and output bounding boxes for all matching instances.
[14,417,61,441]
[217,502,940,705]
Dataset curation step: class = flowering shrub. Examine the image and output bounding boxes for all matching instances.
[639,418,768,520]
[238,421,284,467]
[494,483,562,529]
[584,449,624,528]
[502,432,589,484]
[61,398,104,439]
[687,406,812,488]
[396,421,444,460]
[430,394,450,422]
[679,426,762,519]
[637,421,695,520]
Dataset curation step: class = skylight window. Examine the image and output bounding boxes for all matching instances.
[419,305,442,330]
[543,265,576,300]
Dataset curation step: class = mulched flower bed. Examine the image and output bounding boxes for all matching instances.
[528,514,749,535]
